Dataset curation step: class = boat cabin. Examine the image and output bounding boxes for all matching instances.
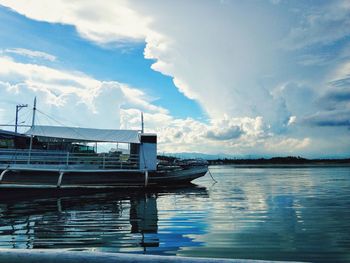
[0,126,157,171]
[0,129,33,149]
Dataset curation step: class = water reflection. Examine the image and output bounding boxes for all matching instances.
[0,186,208,254]
[0,166,349,262]
[130,194,159,250]
[182,166,350,263]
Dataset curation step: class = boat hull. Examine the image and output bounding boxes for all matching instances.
[0,166,208,189]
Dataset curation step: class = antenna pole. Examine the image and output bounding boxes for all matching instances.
[141,112,144,133]
[28,97,37,164]
[15,104,28,134]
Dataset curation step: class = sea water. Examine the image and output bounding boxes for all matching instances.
[0,165,349,262]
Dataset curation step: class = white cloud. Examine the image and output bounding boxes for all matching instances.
[283,0,350,49]
[297,54,332,67]
[0,55,166,130]
[0,52,277,155]
[132,111,311,156]
[118,84,168,114]
[0,1,288,124]
[1,1,349,156]
[205,126,242,141]
[331,60,350,83]
[0,1,305,131]
[302,60,350,128]
[120,108,274,154]
[0,55,100,109]
[0,0,150,43]
[287,116,296,126]
[0,108,5,124]
[0,52,345,157]
[264,137,311,153]
[2,48,56,61]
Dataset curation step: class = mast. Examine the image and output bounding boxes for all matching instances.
[27,97,37,164]
[31,97,37,129]
[141,112,144,133]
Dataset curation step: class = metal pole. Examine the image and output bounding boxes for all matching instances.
[144,170,148,187]
[27,97,37,164]
[15,105,18,134]
[15,104,28,134]
[141,112,144,133]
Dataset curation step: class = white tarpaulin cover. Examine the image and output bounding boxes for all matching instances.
[25,125,141,143]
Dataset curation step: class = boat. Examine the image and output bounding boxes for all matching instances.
[0,99,208,190]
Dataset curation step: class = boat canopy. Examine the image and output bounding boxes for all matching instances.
[0,129,25,138]
[25,125,141,143]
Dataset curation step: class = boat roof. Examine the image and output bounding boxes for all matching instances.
[25,125,141,143]
[0,129,27,138]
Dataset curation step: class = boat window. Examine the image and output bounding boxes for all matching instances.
[0,139,14,148]
[72,144,96,154]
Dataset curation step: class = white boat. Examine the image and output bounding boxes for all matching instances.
[0,99,208,190]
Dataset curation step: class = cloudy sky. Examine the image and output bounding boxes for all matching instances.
[0,0,349,158]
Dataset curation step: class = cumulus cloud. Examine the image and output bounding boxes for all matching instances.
[0,51,277,155]
[287,116,297,126]
[120,108,275,154]
[205,126,242,141]
[0,0,290,128]
[0,54,166,130]
[138,2,285,119]
[0,55,101,110]
[1,1,349,156]
[0,51,324,156]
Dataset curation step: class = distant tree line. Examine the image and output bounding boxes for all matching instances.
[157,155,350,165]
[207,156,350,165]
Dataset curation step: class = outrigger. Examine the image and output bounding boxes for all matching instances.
[0,98,208,190]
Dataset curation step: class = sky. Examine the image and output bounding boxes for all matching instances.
[0,0,349,158]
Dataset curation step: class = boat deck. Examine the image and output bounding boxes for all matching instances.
[0,149,140,171]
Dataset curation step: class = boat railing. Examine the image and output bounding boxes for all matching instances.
[0,149,140,170]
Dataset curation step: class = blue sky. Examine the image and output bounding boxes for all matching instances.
[0,1,349,157]
[0,6,203,120]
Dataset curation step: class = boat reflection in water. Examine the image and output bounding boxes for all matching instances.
[130,194,159,250]
[0,185,208,254]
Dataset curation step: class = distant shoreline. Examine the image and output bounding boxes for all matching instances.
[158,155,350,165]
[207,156,350,165]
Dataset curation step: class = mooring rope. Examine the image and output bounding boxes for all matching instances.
[208,168,217,183]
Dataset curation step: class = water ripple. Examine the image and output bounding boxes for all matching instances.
[0,165,349,262]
